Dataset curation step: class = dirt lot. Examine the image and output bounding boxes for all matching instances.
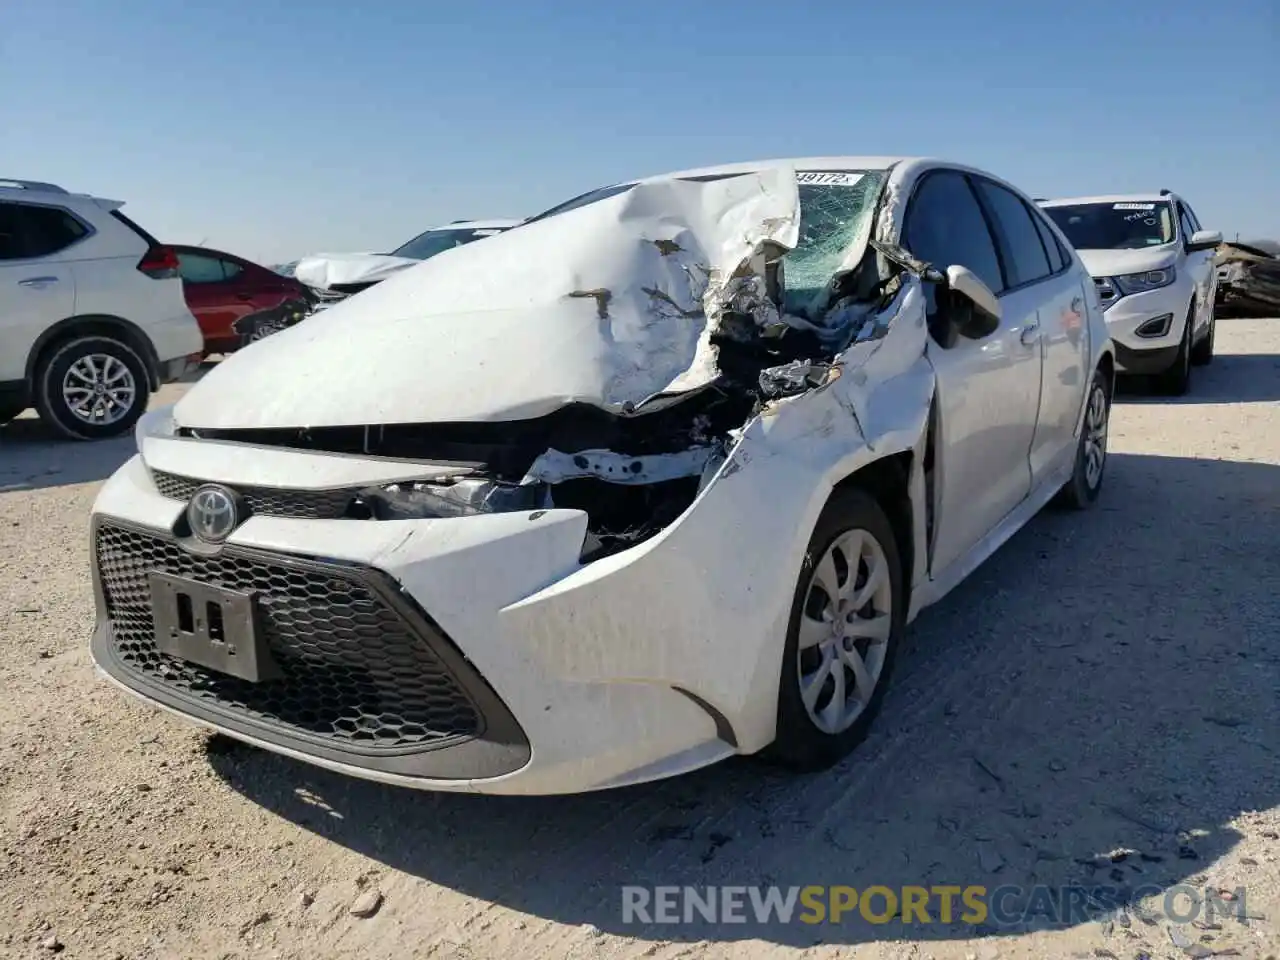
[1,318,1278,960]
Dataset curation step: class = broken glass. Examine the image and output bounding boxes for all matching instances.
[782,172,888,318]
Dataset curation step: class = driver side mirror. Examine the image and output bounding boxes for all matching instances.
[943,264,1002,340]
[1187,229,1222,253]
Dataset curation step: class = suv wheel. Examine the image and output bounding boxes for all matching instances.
[34,336,150,440]
[1155,305,1194,396]
[763,487,905,771]
[1191,303,1216,366]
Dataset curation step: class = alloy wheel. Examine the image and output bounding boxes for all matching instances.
[797,528,894,735]
[61,354,137,426]
[1084,381,1108,490]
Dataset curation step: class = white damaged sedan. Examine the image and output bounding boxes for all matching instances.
[89,158,1115,795]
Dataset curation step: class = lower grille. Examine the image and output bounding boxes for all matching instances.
[95,521,483,751]
[150,470,356,520]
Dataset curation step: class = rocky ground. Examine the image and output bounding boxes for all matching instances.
[1,318,1278,960]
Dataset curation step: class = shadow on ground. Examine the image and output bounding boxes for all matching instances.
[209,451,1280,947]
[1115,352,1280,405]
[0,362,215,493]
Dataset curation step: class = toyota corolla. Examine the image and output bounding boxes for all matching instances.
[89,158,1114,795]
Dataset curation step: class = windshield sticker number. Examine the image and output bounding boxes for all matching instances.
[1113,202,1156,210]
[797,172,865,187]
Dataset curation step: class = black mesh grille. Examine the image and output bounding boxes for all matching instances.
[150,470,356,520]
[95,522,482,750]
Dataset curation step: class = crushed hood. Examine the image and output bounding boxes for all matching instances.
[1074,245,1178,279]
[175,168,809,431]
[293,252,422,290]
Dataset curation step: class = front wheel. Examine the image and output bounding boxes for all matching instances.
[34,336,150,440]
[1191,303,1215,366]
[763,487,905,772]
[1057,366,1110,509]
[1155,305,1194,395]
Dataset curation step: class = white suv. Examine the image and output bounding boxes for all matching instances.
[0,178,204,438]
[1040,191,1221,394]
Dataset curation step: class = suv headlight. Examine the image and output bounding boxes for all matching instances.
[1113,267,1176,296]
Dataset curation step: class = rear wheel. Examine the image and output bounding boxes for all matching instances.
[764,487,905,771]
[1057,366,1110,509]
[1155,305,1194,395]
[34,336,150,440]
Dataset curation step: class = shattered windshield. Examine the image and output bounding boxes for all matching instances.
[782,172,886,316]
[391,227,501,260]
[1043,202,1175,250]
[526,169,887,318]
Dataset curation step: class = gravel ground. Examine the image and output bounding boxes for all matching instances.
[1,319,1278,960]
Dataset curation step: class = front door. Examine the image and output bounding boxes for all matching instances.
[901,170,1042,576]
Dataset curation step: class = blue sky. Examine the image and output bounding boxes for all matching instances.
[4,0,1277,264]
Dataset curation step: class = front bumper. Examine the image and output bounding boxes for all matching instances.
[87,453,770,794]
[1096,282,1190,374]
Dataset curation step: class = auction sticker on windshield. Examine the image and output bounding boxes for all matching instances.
[797,172,865,186]
[1113,203,1156,210]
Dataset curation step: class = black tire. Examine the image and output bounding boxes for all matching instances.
[1057,366,1111,510]
[1191,302,1215,366]
[762,486,906,772]
[1155,305,1194,396]
[34,336,151,441]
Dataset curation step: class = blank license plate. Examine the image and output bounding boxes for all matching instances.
[148,572,277,682]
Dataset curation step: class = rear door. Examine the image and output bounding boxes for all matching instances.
[0,200,78,382]
[971,177,1090,487]
[903,170,1041,577]
[177,251,254,350]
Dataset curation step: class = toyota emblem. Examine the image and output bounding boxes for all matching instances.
[188,485,240,543]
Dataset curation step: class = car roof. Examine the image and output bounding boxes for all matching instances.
[1041,193,1179,207]
[634,156,915,184]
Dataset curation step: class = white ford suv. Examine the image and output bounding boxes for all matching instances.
[1040,192,1221,394]
[0,178,204,438]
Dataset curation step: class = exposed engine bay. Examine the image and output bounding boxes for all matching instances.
[172,167,926,560]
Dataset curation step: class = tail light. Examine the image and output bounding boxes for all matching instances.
[137,245,180,279]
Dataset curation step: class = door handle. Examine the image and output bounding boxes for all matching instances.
[236,293,255,301]
[1020,322,1040,346]
[1070,296,1083,313]
[18,276,59,287]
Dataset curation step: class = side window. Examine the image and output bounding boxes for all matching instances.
[1183,203,1203,233]
[0,202,23,259]
[0,202,88,260]
[220,259,243,280]
[177,252,230,284]
[1031,209,1067,273]
[973,179,1052,287]
[902,171,1004,311]
[1177,205,1196,243]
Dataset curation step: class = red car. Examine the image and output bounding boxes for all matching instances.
[172,244,313,356]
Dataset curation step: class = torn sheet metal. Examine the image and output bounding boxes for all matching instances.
[1215,241,1280,315]
[174,169,803,431]
[523,447,717,485]
[293,252,422,291]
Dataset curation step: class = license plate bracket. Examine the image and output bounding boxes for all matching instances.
[148,572,278,682]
